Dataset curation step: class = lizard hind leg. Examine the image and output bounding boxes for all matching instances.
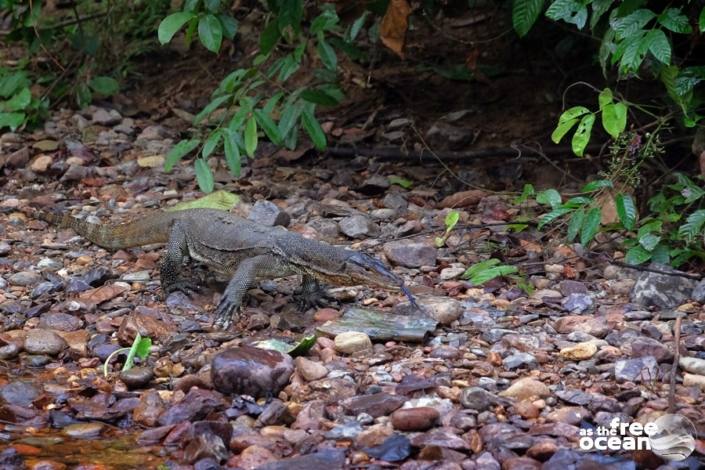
[294,274,330,311]
[213,254,281,330]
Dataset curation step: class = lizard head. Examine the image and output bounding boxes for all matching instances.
[341,252,421,309]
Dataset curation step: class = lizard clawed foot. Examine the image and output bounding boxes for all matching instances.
[293,290,330,311]
[164,281,201,298]
[213,298,238,330]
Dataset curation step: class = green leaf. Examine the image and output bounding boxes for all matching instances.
[615,193,637,230]
[311,9,339,34]
[158,12,196,44]
[199,14,224,53]
[563,196,592,207]
[590,0,613,29]
[657,8,692,34]
[538,207,572,229]
[638,220,662,238]
[2,87,31,112]
[166,190,240,212]
[625,245,652,265]
[700,7,705,33]
[601,102,627,139]
[512,0,544,37]
[650,243,670,264]
[194,95,231,124]
[678,209,705,241]
[317,37,337,71]
[551,117,578,144]
[514,183,535,204]
[536,188,562,208]
[619,31,650,74]
[566,208,585,242]
[218,14,238,39]
[545,0,588,29]
[134,336,152,359]
[253,335,317,357]
[260,20,280,55]
[349,12,369,41]
[194,159,215,193]
[76,83,92,108]
[645,29,671,65]
[571,113,595,156]
[301,88,341,106]
[165,139,200,172]
[223,129,242,177]
[121,333,152,373]
[580,207,601,245]
[445,210,460,231]
[462,259,518,285]
[202,130,222,158]
[301,108,327,150]
[581,179,613,192]
[0,112,25,131]
[558,105,591,123]
[278,101,304,138]
[244,116,258,157]
[610,9,656,40]
[388,175,413,189]
[89,76,119,96]
[598,88,613,110]
[254,109,282,145]
[462,259,500,279]
[0,72,30,98]
[638,233,661,251]
[264,92,285,114]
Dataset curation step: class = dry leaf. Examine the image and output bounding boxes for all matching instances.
[596,191,618,225]
[380,0,411,58]
[439,189,486,208]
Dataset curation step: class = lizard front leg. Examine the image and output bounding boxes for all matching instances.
[160,221,199,297]
[213,254,280,330]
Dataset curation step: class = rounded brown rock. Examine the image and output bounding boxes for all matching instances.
[390,406,439,431]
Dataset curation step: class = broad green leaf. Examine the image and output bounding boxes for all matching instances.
[301,108,326,150]
[590,0,613,29]
[650,243,670,264]
[278,101,304,138]
[536,188,562,208]
[566,208,585,242]
[349,12,369,41]
[165,139,200,172]
[601,102,627,139]
[512,0,544,37]
[598,88,613,110]
[545,0,588,29]
[657,8,692,34]
[199,14,223,53]
[571,113,595,156]
[311,9,339,34]
[317,37,337,71]
[223,129,242,177]
[638,220,662,238]
[167,190,240,211]
[0,72,30,98]
[581,179,613,192]
[625,245,652,265]
[462,258,500,279]
[388,175,413,189]
[194,95,231,124]
[678,209,705,241]
[194,158,215,193]
[513,183,535,204]
[260,20,280,55]
[551,117,578,143]
[301,88,340,106]
[564,196,592,208]
[244,116,258,157]
[619,31,650,74]
[610,9,655,40]
[580,207,601,245]
[558,105,590,124]
[615,193,637,230]
[218,14,238,39]
[467,265,518,286]
[538,207,572,229]
[645,29,671,65]
[89,76,119,96]
[202,130,222,158]
[204,0,221,12]
[2,87,31,111]
[0,112,25,131]
[158,12,195,44]
[638,233,661,251]
[134,336,152,359]
[254,109,282,145]
[445,210,460,231]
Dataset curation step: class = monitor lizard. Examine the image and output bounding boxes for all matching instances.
[38,208,420,329]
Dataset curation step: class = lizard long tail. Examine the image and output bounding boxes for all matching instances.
[37,210,178,250]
